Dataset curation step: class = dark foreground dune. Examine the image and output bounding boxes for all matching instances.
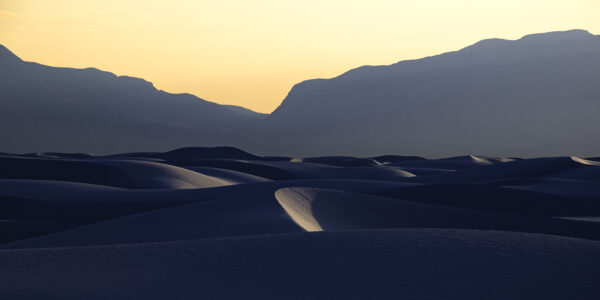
[1,147,600,299]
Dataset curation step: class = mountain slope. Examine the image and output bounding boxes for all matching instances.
[262,29,600,157]
[0,45,260,154]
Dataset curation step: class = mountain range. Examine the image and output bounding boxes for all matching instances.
[1,29,599,157]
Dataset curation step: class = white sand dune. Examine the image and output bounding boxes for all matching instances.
[1,229,600,299]
[1,179,414,248]
[374,183,600,217]
[390,155,510,170]
[0,155,238,189]
[2,147,600,298]
[415,156,598,184]
[291,156,379,167]
[2,190,304,248]
[259,160,416,180]
[507,178,600,197]
[274,187,600,240]
[178,166,271,184]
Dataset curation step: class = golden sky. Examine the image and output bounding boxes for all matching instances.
[1,0,598,113]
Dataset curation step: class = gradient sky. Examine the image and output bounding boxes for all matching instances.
[1,1,598,113]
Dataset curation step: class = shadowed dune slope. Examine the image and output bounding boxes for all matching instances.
[274,187,600,240]
[2,230,600,299]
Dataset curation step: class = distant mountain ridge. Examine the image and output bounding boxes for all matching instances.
[1,29,600,157]
[0,45,261,154]
[261,29,600,157]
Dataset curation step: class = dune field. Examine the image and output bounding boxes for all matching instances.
[1,147,600,298]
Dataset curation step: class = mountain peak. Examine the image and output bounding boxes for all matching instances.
[0,44,23,64]
[516,29,597,48]
[117,75,156,90]
[451,29,600,61]
[519,29,592,41]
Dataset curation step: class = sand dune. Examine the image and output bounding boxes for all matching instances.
[291,156,380,167]
[508,178,600,197]
[0,155,238,189]
[413,156,599,184]
[2,229,600,299]
[1,147,600,298]
[376,183,600,217]
[274,187,600,240]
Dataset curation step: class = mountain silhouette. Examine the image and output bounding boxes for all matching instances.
[1,29,599,156]
[0,46,259,154]
[260,29,600,157]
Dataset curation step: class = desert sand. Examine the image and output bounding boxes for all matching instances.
[1,147,600,299]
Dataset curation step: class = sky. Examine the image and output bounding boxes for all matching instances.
[1,1,599,113]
